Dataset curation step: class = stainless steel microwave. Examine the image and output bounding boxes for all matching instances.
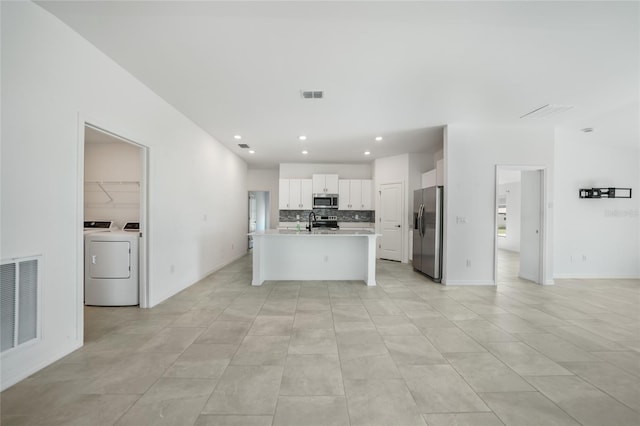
[313,194,338,209]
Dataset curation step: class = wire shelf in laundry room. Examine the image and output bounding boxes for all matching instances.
[84,180,140,208]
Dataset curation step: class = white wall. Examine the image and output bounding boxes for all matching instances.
[374,154,410,263]
[497,181,521,252]
[247,169,279,229]
[444,124,555,285]
[1,2,247,390]
[279,163,372,179]
[554,104,639,278]
[84,139,141,229]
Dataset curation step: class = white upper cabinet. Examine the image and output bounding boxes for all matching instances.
[338,180,350,210]
[312,174,339,194]
[300,179,313,209]
[361,179,373,210]
[289,179,301,209]
[338,179,373,210]
[279,178,312,210]
[325,174,339,193]
[279,179,291,209]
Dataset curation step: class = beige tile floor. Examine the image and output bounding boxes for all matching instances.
[2,250,639,425]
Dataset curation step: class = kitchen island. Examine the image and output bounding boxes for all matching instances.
[249,229,381,286]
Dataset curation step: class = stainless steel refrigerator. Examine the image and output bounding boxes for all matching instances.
[413,186,443,282]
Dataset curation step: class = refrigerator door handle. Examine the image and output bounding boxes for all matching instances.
[418,204,425,237]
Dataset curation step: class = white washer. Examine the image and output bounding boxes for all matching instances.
[85,225,138,306]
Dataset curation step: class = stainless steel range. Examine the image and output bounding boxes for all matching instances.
[308,215,339,230]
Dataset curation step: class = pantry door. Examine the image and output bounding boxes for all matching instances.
[379,183,403,261]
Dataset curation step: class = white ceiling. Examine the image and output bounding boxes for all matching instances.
[38,1,639,168]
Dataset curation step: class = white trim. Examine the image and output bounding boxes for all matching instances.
[553,274,640,280]
[147,252,248,308]
[443,280,496,286]
[0,341,82,392]
[518,272,537,282]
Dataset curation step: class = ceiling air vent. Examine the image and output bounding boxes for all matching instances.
[520,104,573,119]
[301,90,324,99]
[238,144,250,149]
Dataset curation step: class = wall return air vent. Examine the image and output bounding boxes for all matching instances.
[238,144,250,149]
[520,104,573,119]
[300,90,324,99]
[1,256,41,354]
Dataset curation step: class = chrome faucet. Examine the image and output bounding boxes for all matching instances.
[308,211,317,232]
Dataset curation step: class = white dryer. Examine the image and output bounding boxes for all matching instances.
[85,225,139,306]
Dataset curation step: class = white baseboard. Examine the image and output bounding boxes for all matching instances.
[443,280,496,286]
[553,274,640,280]
[1,340,83,392]
[518,272,537,282]
[199,252,248,282]
[149,252,249,308]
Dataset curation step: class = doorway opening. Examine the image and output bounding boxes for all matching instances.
[494,166,546,285]
[248,191,270,249]
[81,123,149,320]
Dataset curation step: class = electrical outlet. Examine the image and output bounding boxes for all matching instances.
[203,214,207,221]
[466,259,471,267]
[324,255,329,262]
[170,264,175,273]
[582,255,587,262]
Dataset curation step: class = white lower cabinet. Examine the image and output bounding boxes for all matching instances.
[339,179,373,210]
[279,179,312,210]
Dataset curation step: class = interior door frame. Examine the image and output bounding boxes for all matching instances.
[493,165,548,285]
[76,115,151,340]
[378,181,405,262]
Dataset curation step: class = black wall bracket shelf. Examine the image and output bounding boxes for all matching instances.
[579,187,632,199]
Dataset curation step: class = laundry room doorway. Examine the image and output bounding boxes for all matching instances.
[80,123,149,314]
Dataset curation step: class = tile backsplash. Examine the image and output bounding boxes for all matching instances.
[280,209,375,223]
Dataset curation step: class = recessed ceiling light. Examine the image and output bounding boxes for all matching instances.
[375,136,383,141]
[248,150,255,154]
[298,135,307,141]
[364,151,371,156]
[301,150,308,155]
[234,135,242,140]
